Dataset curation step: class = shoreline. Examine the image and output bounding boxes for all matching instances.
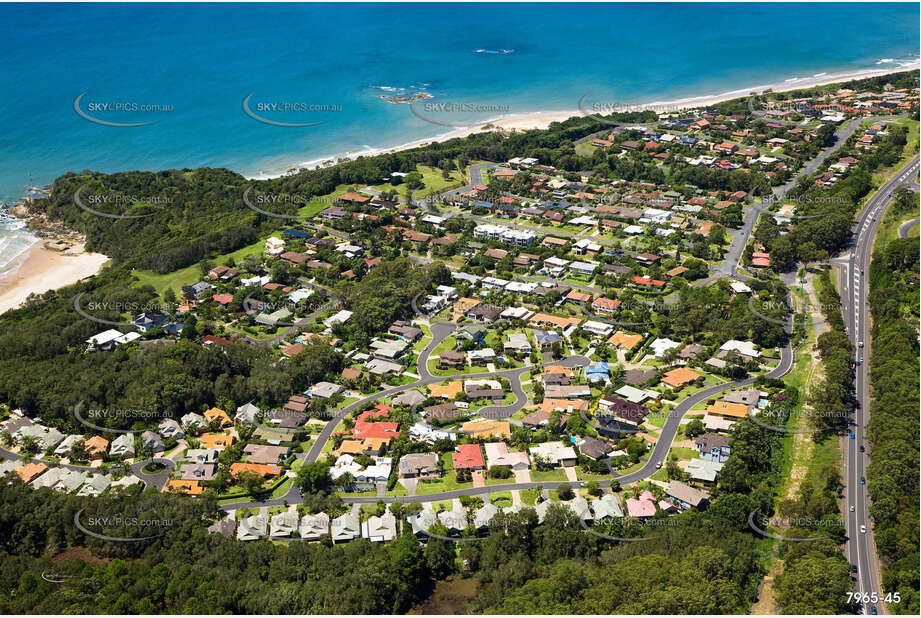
[0,241,109,314]
[0,63,916,314]
[248,62,920,180]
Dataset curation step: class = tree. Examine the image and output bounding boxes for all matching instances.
[69,440,90,464]
[333,471,355,492]
[556,483,574,501]
[295,460,332,494]
[236,471,268,498]
[684,418,705,438]
[586,480,601,496]
[17,435,40,457]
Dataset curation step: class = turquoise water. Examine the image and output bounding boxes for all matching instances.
[0,2,917,208]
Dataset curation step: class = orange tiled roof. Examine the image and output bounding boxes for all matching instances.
[15,461,47,483]
[165,480,204,495]
[662,368,702,388]
[427,381,464,399]
[230,462,282,479]
[200,433,236,449]
[706,401,750,418]
[608,331,643,350]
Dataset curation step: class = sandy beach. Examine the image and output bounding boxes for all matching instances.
[0,242,108,314]
[250,62,919,180]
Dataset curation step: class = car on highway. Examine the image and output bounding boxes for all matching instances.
[850,505,855,512]
[858,341,864,348]
[860,524,867,534]
[859,354,864,363]
[850,432,855,439]
[871,605,878,615]
[860,476,866,485]
[860,445,865,453]
[655,461,663,469]
[851,564,858,573]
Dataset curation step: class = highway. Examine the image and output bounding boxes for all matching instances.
[838,155,919,615]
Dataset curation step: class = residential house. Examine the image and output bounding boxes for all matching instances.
[452,444,485,471]
[299,513,330,540]
[398,452,441,479]
[592,493,624,520]
[235,402,262,425]
[331,512,361,542]
[237,515,268,541]
[665,481,710,511]
[661,367,702,389]
[84,436,109,460]
[576,436,614,460]
[139,430,165,453]
[180,462,218,482]
[529,441,577,467]
[695,433,731,462]
[270,511,300,539]
[484,442,530,471]
[109,433,136,458]
[362,512,398,542]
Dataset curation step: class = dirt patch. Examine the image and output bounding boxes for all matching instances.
[409,575,480,615]
[751,558,784,614]
[785,275,829,500]
[51,546,109,567]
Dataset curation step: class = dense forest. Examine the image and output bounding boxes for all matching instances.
[865,188,920,613]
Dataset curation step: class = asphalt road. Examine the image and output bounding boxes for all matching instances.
[838,155,919,615]
[702,115,900,286]
[897,217,919,238]
[301,317,590,465]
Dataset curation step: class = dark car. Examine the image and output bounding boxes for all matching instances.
[860,476,866,485]
[859,445,865,453]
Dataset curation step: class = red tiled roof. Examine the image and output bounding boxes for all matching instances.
[452,444,484,470]
[632,276,665,287]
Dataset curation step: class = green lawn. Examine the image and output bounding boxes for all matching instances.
[415,471,475,495]
[131,237,266,296]
[529,468,567,483]
[668,447,699,460]
[521,489,540,506]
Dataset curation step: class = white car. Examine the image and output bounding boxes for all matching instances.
[860,525,867,534]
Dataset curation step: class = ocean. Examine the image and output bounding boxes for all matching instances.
[0,2,918,274]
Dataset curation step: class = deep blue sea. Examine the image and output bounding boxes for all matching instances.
[0,2,918,271]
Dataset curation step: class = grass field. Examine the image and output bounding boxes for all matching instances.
[132,237,267,296]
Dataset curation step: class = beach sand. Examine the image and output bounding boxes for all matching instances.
[0,242,108,313]
[250,63,919,180]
